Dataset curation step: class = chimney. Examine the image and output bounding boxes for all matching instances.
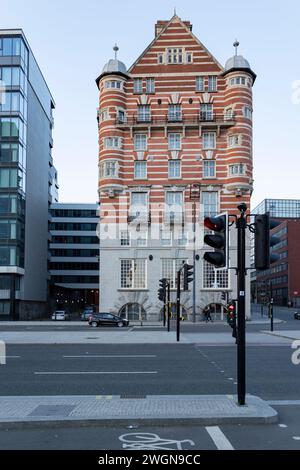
[155,20,168,37]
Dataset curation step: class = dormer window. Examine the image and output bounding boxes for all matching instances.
[167,48,183,64]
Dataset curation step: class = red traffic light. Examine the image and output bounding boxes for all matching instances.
[228,304,235,312]
[204,216,225,232]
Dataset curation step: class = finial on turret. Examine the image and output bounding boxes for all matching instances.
[174,6,177,15]
[113,44,119,60]
[233,40,240,56]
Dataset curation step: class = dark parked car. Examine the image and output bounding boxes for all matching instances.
[294,311,300,320]
[88,313,129,328]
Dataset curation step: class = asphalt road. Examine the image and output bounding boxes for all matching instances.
[0,337,299,450]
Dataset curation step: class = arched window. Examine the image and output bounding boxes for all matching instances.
[119,303,146,321]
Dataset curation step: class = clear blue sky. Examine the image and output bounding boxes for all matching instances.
[1,0,300,208]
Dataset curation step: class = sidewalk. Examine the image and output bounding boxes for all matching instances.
[0,330,293,344]
[0,394,277,428]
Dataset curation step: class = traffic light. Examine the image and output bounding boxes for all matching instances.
[203,213,228,268]
[226,301,236,328]
[183,264,194,291]
[158,278,167,302]
[254,214,281,270]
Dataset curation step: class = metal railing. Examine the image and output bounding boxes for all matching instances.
[115,113,235,126]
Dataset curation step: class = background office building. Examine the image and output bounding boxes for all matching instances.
[49,203,99,313]
[97,15,255,321]
[251,199,300,307]
[0,29,57,319]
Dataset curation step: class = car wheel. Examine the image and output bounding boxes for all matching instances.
[117,321,124,328]
[91,321,98,328]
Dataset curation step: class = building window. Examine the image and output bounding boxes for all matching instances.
[202,191,218,217]
[165,191,183,224]
[120,230,130,246]
[120,259,146,289]
[99,108,109,122]
[186,52,193,63]
[0,220,17,240]
[168,104,182,122]
[137,105,151,122]
[229,76,247,86]
[137,231,147,247]
[203,260,229,289]
[208,76,217,92]
[225,108,234,120]
[161,230,172,246]
[146,78,155,93]
[168,133,181,150]
[157,53,164,64]
[117,109,126,123]
[161,259,186,289]
[244,106,252,119]
[229,164,246,176]
[0,246,17,266]
[167,48,183,64]
[203,132,216,149]
[134,161,147,179]
[130,192,148,220]
[0,168,18,188]
[99,160,118,178]
[228,134,240,147]
[104,80,122,89]
[203,160,216,178]
[200,104,213,121]
[133,78,143,93]
[134,134,147,150]
[196,76,204,92]
[168,160,181,178]
[103,137,121,149]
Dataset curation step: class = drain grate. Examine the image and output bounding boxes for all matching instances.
[29,404,76,417]
[120,394,146,399]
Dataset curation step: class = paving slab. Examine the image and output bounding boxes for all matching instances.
[0,394,277,428]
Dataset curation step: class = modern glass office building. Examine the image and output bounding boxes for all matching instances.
[253,199,300,219]
[0,30,57,319]
[49,204,99,313]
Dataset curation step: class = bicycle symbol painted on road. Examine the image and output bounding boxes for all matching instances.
[119,432,195,450]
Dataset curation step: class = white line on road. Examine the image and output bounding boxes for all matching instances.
[268,400,300,406]
[34,371,157,375]
[62,355,157,358]
[205,426,234,450]
[0,355,20,358]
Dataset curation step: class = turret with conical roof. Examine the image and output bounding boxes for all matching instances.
[96,45,128,88]
[223,40,256,82]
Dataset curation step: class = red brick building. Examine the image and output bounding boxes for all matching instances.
[96,15,256,321]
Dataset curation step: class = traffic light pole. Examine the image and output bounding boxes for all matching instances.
[192,201,196,323]
[176,269,181,342]
[167,281,170,332]
[236,205,246,406]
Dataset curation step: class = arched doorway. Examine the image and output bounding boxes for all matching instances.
[159,303,187,321]
[203,303,225,321]
[119,303,146,321]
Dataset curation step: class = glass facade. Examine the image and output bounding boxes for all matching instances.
[0,34,28,270]
[253,199,300,218]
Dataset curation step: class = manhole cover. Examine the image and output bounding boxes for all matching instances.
[29,404,76,417]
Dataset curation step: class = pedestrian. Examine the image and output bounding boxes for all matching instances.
[203,306,213,323]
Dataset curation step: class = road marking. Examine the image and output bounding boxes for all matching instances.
[34,371,157,375]
[268,400,300,406]
[0,355,20,358]
[62,355,157,358]
[205,426,234,450]
[96,395,112,400]
[227,378,234,381]
[293,436,300,441]
[119,432,195,450]
[279,424,288,428]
